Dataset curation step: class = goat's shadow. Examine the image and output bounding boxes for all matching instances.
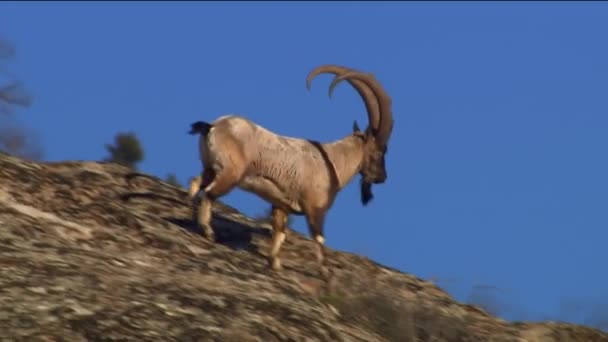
[120,190,338,290]
[120,191,271,253]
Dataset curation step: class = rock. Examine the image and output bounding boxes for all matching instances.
[0,151,606,341]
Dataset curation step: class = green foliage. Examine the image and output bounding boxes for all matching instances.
[165,173,182,188]
[103,132,144,170]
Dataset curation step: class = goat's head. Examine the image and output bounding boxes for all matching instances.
[306,65,394,205]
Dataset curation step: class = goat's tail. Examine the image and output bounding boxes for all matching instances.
[188,121,213,136]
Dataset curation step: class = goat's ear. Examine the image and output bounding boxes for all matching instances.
[352,120,366,139]
[352,120,361,133]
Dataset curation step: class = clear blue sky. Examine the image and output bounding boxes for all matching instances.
[2,2,607,328]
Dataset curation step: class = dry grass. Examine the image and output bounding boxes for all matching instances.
[321,291,479,342]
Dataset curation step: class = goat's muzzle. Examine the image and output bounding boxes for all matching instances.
[373,174,387,184]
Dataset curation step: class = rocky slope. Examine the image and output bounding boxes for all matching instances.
[0,151,606,341]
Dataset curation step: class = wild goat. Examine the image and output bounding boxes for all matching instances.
[188,64,394,279]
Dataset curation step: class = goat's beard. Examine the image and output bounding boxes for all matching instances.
[360,179,374,206]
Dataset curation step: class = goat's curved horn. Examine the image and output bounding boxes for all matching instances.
[306,65,380,133]
[328,71,393,148]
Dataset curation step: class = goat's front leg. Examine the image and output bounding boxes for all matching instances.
[306,208,331,281]
[269,206,288,271]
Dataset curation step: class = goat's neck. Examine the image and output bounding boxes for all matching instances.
[321,135,365,190]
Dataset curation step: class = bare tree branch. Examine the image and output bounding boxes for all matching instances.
[0,36,43,160]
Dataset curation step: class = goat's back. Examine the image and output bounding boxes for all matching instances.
[205,115,336,212]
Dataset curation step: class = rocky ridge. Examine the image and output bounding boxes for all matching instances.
[0,151,606,341]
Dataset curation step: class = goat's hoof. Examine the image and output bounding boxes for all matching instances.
[201,226,216,242]
[269,257,282,272]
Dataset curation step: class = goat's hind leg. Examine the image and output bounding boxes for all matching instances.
[189,169,214,239]
[195,169,236,242]
[188,175,203,200]
[269,206,288,271]
[189,168,216,199]
[197,195,216,241]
